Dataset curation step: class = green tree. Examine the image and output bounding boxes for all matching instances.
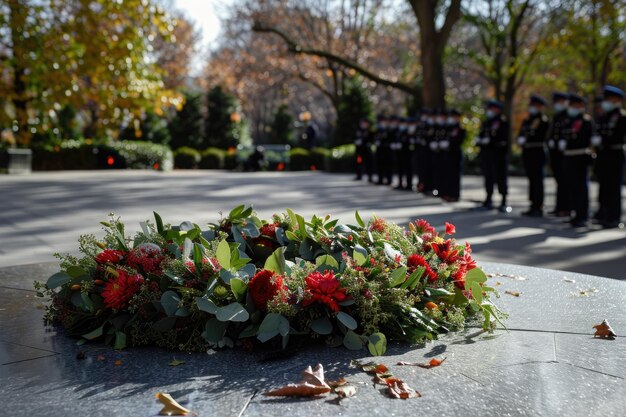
[119,110,171,145]
[205,86,243,149]
[334,77,374,146]
[269,104,294,145]
[169,92,204,150]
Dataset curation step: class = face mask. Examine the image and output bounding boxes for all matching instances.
[447,117,457,125]
[567,107,581,118]
[554,103,567,112]
[601,101,617,112]
[420,116,427,122]
[408,126,416,133]
[427,118,434,125]
[486,110,496,119]
[528,106,538,115]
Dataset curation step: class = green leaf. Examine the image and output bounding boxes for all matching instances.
[401,267,424,289]
[230,278,247,302]
[470,281,484,305]
[389,266,408,287]
[285,230,299,241]
[152,316,177,332]
[67,266,87,278]
[315,254,339,270]
[195,297,218,314]
[367,332,387,356]
[355,210,365,228]
[425,287,454,297]
[175,307,190,317]
[353,249,367,266]
[168,358,185,367]
[257,313,289,342]
[216,240,231,270]
[343,330,364,350]
[336,312,358,330]
[202,318,228,343]
[154,211,164,235]
[229,204,245,219]
[264,247,286,275]
[161,291,180,317]
[310,317,333,335]
[82,324,104,340]
[216,302,249,322]
[114,331,127,350]
[465,268,488,288]
[193,243,204,267]
[46,272,71,289]
[183,238,193,259]
[238,324,259,339]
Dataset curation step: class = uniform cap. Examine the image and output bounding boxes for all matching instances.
[552,92,569,101]
[529,95,547,106]
[603,85,625,99]
[568,93,586,105]
[448,109,461,116]
[486,99,503,110]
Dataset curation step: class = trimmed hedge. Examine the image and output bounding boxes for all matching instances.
[173,146,201,169]
[32,139,172,171]
[199,147,226,169]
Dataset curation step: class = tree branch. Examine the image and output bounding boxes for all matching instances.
[252,22,419,96]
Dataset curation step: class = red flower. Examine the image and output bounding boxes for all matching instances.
[127,243,164,275]
[302,271,348,312]
[248,269,285,311]
[413,219,436,235]
[102,270,144,310]
[452,269,466,289]
[259,223,278,238]
[407,254,437,282]
[370,218,387,233]
[431,240,461,264]
[445,222,456,235]
[95,249,125,264]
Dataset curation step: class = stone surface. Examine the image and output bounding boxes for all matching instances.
[1,171,624,279]
[0,262,624,416]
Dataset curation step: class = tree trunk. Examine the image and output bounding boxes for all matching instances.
[420,41,446,109]
[9,0,30,147]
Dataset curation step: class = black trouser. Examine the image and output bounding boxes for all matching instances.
[355,145,366,179]
[549,149,569,212]
[480,147,508,204]
[376,146,392,185]
[563,154,590,222]
[522,148,546,210]
[399,146,414,189]
[595,150,625,223]
[432,150,444,194]
[363,145,374,181]
[420,146,434,192]
[442,150,462,199]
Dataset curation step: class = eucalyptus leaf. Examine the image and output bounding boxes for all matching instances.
[367,332,387,356]
[201,230,215,242]
[114,331,127,350]
[46,271,71,289]
[152,316,177,332]
[310,317,333,335]
[161,291,180,317]
[82,324,104,340]
[216,240,231,270]
[183,238,193,259]
[343,330,364,350]
[216,302,249,322]
[230,278,247,301]
[195,297,218,314]
[179,221,195,231]
[202,318,228,344]
[336,311,358,330]
[275,227,286,245]
[140,221,150,237]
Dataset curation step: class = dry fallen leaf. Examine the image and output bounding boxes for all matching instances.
[487,273,527,280]
[593,320,617,339]
[358,362,389,375]
[96,355,105,361]
[114,359,122,366]
[334,384,357,398]
[385,378,421,399]
[397,357,447,369]
[563,278,576,283]
[169,358,185,367]
[156,392,190,416]
[263,364,332,397]
[505,290,521,297]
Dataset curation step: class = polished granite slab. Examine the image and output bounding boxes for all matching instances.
[0,262,624,416]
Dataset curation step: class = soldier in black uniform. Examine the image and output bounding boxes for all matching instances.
[547,92,571,217]
[562,94,593,228]
[440,109,465,202]
[396,118,417,191]
[354,118,373,181]
[416,109,433,194]
[475,100,510,212]
[517,95,550,217]
[431,109,448,197]
[593,85,625,228]
[393,117,407,189]
[374,115,390,185]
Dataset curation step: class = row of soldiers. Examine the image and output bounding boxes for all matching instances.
[354,109,466,202]
[354,84,625,229]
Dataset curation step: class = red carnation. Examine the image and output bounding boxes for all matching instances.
[95,249,125,264]
[259,223,278,238]
[452,269,466,289]
[101,270,144,310]
[445,222,456,235]
[127,243,164,275]
[407,254,437,282]
[248,269,285,311]
[370,218,387,233]
[302,271,348,312]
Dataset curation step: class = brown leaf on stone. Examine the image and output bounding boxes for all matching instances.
[334,384,357,398]
[263,363,332,397]
[156,392,191,416]
[358,362,389,375]
[327,378,347,388]
[397,357,446,369]
[505,290,521,297]
[385,378,421,399]
[593,320,617,339]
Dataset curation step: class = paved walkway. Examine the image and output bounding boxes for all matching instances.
[0,170,624,279]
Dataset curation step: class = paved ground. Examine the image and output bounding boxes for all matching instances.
[0,170,624,279]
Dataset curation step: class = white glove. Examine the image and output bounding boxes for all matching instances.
[439,140,450,150]
[558,140,567,151]
[355,139,363,146]
[429,141,439,151]
[481,137,490,145]
[591,135,602,146]
[548,139,555,149]
[517,136,526,146]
